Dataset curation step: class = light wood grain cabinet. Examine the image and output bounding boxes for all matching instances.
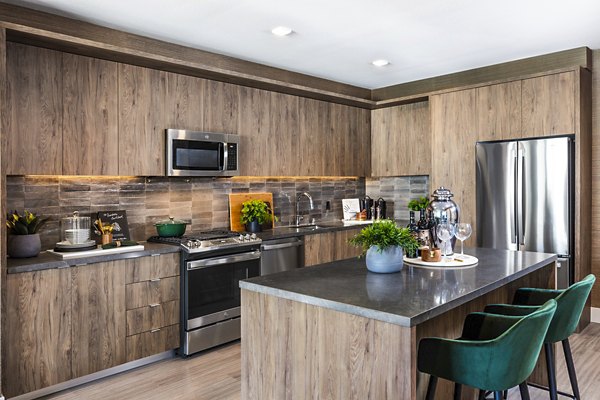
[62,53,119,175]
[3,268,72,398]
[5,42,63,175]
[118,64,167,176]
[371,101,430,176]
[304,228,362,267]
[71,260,127,378]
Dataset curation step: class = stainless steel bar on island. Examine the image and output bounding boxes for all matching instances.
[240,247,556,399]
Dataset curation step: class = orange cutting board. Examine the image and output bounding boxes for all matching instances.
[228,192,275,232]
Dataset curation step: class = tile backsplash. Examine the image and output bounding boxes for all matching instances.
[7,176,365,249]
[7,175,429,250]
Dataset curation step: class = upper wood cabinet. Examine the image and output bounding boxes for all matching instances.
[371,101,430,177]
[5,42,63,175]
[522,72,575,137]
[476,81,522,141]
[63,53,119,175]
[118,64,167,176]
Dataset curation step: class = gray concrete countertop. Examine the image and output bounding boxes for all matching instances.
[7,242,180,274]
[240,247,557,327]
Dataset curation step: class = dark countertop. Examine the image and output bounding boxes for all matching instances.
[240,247,557,327]
[257,220,373,241]
[7,242,180,274]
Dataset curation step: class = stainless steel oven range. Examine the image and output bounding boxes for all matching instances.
[148,230,261,356]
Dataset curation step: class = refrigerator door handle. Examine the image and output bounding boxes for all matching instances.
[511,153,518,245]
[517,145,525,249]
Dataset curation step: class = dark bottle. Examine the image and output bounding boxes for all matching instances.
[417,209,430,248]
[417,209,427,230]
[406,211,419,258]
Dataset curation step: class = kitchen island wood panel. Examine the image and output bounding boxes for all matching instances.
[522,72,575,137]
[371,101,430,176]
[62,53,118,175]
[118,64,166,176]
[3,268,72,398]
[71,260,126,378]
[5,42,62,175]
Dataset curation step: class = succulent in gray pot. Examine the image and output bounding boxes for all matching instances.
[6,210,48,258]
[349,220,419,273]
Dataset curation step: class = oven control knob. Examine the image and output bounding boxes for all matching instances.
[239,235,245,242]
[250,233,257,240]
[244,234,251,241]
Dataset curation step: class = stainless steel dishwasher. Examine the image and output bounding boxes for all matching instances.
[260,237,304,275]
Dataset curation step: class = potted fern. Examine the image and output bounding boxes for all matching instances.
[6,210,48,258]
[240,200,276,233]
[349,220,418,273]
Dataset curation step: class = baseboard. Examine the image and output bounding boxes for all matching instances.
[591,307,600,323]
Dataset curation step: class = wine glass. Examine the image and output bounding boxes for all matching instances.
[436,223,455,262]
[454,223,472,258]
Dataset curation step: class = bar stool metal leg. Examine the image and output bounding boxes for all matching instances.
[454,383,462,400]
[494,391,503,400]
[518,382,530,400]
[426,376,437,400]
[478,389,487,400]
[562,338,581,399]
[544,343,558,400]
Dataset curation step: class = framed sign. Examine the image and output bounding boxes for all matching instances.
[93,210,131,242]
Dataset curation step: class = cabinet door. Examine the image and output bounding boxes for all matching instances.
[270,92,299,176]
[63,53,119,175]
[522,72,575,137]
[476,81,522,141]
[118,64,167,176]
[304,232,335,267]
[371,101,430,176]
[238,86,271,176]
[71,260,127,378]
[126,324,179,362]
[165,71,205,131]
[3,269,72,398]
[334,228,363,260]
[5,42,62,175]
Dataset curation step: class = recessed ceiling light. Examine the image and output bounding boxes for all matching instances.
[372,59,390,67]
[271,26,293,36]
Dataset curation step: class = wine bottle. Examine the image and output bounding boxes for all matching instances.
[406,211,419,258]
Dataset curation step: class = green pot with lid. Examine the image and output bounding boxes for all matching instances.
[154,217,189,237]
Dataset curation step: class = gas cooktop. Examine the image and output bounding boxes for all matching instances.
[147,230,261,254]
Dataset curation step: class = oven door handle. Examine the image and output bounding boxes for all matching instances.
[187,250,261,270]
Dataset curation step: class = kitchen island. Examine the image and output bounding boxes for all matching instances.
[240,247,556,399]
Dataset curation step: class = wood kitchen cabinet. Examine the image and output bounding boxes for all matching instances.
[62,53,119,175]
[304,228,362,267]
[71,260,127,378]
[371,101,430,176]
[2,252,180,397]
[3,268,72,398]
[476,81,522,141]
[118,64,167,176]
[5,42,63,175]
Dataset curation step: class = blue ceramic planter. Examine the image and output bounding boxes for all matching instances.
[365,245,404,273]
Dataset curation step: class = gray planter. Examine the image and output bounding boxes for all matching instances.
[365,245,404,273]
[245,220,262,233]
[7,233,42,258]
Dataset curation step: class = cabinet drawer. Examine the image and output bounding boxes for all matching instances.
[126,276,179,310]
[126,300,179,336]
[125,253,179,284]
[126,324,179,362]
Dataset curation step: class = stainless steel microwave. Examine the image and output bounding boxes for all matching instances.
[166,129,239,177]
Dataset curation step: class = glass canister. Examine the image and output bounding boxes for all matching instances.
[427,187,460,253]
[61,211,91,244]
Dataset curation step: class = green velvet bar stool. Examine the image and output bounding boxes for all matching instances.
[484,274,595,400]
[417,299,557,400]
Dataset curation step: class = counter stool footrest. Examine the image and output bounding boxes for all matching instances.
[526,382,577,399]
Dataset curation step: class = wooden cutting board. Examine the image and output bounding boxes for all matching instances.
[229,192,275,232]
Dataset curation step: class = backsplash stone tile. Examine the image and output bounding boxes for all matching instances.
[7,176,366,249]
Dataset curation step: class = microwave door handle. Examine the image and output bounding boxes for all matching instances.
[222,142,228,171]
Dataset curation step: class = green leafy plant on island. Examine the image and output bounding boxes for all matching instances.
[408,196,430,211]
[240,200,278,225]
[349,219,419,256]
[6,210,48,235]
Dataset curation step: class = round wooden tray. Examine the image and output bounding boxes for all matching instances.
[403,254,478,268]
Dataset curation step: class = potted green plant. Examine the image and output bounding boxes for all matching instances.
[240,200,276,233]
[6,210,48,258]
[408,196,430,212]
[349,219,419,273]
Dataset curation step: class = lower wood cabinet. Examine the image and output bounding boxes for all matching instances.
[2,252,180,397]
[304,228,363,267]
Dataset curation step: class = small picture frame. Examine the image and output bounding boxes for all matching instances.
[93,210,131,242]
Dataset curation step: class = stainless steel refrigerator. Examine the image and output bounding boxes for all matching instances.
[476,136,574,288]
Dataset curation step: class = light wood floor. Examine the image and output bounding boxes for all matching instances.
[44,324,600,400]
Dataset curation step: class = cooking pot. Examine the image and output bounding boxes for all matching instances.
[155,217,189,237]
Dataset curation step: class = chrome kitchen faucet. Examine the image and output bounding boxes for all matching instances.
[294,192,314,226]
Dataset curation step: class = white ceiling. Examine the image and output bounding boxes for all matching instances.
[4,0,600,89]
